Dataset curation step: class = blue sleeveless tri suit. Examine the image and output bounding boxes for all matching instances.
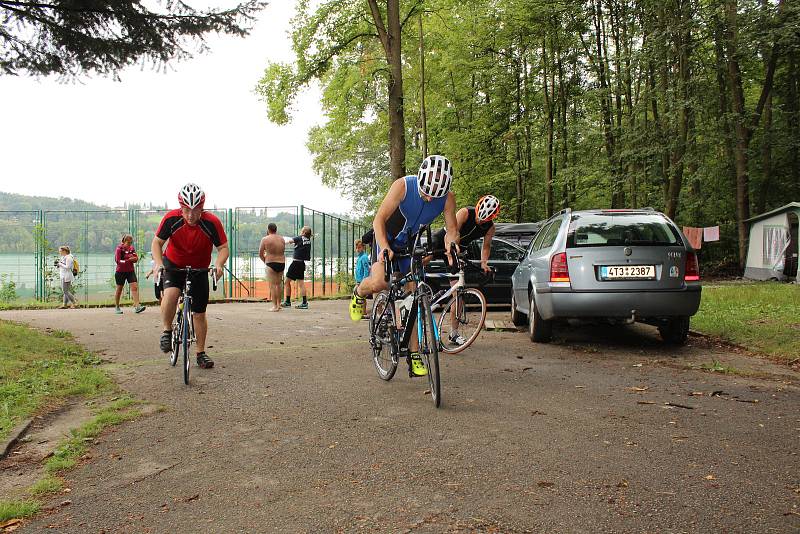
[375,175,447,273]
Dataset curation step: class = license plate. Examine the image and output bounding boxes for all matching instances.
[600,265,655,280]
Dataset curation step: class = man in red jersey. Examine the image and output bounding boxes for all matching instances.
[151,183,229,369]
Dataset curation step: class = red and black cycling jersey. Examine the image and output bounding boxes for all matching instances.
[156,209,227,268]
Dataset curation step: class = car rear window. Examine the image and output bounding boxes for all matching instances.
[567,213,682,247]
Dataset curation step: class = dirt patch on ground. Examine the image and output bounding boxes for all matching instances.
[0,402,92,498]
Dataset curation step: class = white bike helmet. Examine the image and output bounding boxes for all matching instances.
[476,195,501,222]
[417,155,452,198]
[178,183,205,209]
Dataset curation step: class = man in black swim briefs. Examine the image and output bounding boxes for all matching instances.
[259,223,286,312]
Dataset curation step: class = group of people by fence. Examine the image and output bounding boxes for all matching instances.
[53,223,360,311]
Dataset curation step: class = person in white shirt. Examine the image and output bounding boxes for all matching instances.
[56,245,78,309]
[144,259,163,303]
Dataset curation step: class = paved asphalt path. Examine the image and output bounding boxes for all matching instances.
[1,301,798,533]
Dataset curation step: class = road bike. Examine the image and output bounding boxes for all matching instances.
[369,227,443,407]
[159,266,217,385]
[427,243,490,354]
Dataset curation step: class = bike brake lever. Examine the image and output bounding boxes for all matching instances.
[383,250,391,283]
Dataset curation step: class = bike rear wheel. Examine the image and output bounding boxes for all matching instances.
[419,293,441,407]
[437,288,487,354]
[370,291,398,381]
[182,305,191,385]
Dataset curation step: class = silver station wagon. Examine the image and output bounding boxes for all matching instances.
[510,208,702,345]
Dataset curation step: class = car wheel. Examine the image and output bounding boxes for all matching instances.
[528,292,552,343]
[659,316,689,345]
[510,291,527,327]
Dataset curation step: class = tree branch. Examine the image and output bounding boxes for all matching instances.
[400,0,424,29]
[366,0,390,58]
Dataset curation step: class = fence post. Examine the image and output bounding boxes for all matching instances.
[85,211,91,303]
[299,205,304,229]
[321,214,326,295]
[41,210,47,302]
[311,210,315,297]
[35,210,43,301]
[227,208,234,298]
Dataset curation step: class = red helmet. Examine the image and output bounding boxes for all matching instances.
[178,183,205,209]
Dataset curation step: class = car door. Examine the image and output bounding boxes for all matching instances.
[470,237,524,303]
[513,220,554,312]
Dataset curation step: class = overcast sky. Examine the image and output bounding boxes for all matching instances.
[0,2,351,213]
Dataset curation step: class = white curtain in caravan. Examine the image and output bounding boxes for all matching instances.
[763,226,789,269]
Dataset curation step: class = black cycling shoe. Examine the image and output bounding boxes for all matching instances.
[196,352,214,369]
[159,330,172,353]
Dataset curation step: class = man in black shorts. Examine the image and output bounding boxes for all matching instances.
[151,183,228,370]
[282,226,311,309]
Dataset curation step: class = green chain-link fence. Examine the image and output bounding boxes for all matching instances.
[0,207,366,305]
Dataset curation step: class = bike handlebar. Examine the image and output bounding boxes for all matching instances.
[156,266,220,291]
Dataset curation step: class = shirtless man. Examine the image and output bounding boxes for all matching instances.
[259,223,286,312]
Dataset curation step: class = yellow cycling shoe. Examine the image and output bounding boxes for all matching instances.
[409,353,428,376]
[349,288,366,321]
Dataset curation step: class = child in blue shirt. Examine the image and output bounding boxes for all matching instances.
[355,239,371,317]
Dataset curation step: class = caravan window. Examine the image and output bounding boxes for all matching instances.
[763,225,789,267]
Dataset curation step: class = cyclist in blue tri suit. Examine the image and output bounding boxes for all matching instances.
[350,155,459,376]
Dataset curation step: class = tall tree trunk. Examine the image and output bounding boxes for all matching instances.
[648,62,670,202]
[523,49,534,213]
[725,0,782,267]
[543,38,555,217]
[714,17,738,221]
[789,54,800,192]
[557,46,570,208]
[592,0,619,206]
[665,0,692,220]
[756,92,773,214]
[610,0,626,208]
[367,0,406,182]
[418,15,428,158]
[515,55,525,222]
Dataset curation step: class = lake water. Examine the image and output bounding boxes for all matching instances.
[0,253,351,302]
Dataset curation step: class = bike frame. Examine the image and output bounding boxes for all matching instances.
[428,271,465,313]
[158,266,217,350]
[376,229,441,354]
[179,278,196,343]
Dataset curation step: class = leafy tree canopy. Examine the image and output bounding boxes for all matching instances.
[0,0,267,77]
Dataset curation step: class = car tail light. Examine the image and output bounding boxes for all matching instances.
[685,252,700,281]
[550,252,570,282]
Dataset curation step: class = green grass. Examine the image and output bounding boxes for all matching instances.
[0,321,112,442]
[0,500,40,522]
[28,476,63,496]
[0,323,143,524]
[692,282,800,362]
[698,359,740,374]
[45,402,141,474]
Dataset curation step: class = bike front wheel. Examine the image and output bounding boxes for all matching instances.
[170,312,181,367]
[182,305,191,385]
[437,288,487,354]
[370,291,398,381]
[419,293,441,408]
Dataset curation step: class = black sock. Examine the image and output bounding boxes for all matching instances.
[302,296,307,304]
